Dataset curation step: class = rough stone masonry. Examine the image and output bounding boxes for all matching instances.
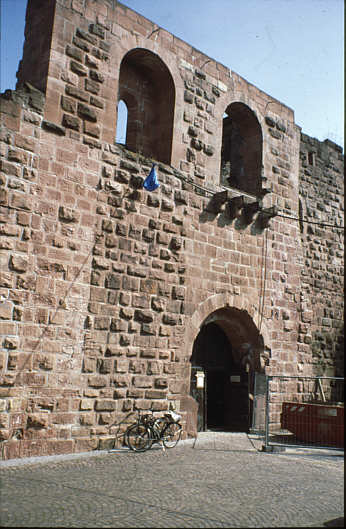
[0,0,344,459]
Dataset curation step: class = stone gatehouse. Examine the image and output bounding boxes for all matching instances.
[0,0,344,459]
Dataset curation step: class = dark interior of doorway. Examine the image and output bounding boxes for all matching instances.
[191,322,250,432]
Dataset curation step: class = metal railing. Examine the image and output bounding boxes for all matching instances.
[259,375,344,451]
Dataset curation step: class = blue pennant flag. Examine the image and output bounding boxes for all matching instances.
[143,164,160,192]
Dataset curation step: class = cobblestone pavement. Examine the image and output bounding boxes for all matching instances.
[0,433,344,528]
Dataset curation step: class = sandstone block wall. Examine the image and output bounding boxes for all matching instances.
[299,135,344,377]
[0,0,343,459]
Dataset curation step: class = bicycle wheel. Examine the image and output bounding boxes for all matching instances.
[126,424,151,452]
[162,422,182,448]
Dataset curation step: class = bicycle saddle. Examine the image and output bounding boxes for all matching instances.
[165,411,181,421]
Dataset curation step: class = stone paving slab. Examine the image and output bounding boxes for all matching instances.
[0,433,344,528]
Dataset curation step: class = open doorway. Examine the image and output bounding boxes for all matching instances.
[190,322,251,432]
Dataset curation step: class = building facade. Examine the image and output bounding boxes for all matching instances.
[0,0,344,459]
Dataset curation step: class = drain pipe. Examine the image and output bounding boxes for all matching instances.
[264,375,270,450]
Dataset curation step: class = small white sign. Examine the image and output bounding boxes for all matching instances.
[196,371,205,388]
[230,375,241,383]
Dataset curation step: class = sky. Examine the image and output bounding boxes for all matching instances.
[0,0,344,147]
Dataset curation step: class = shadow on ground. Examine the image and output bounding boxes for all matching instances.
[324,517,344,527]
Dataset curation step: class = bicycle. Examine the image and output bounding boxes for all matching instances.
[126,409,182,452]
[108,411,134,449]
[155,410,182,449]
[123,409,152,452]
[107,410,150,452]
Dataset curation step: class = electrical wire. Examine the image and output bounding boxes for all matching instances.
[2,166,343,229]
[258,228,268,334]
[276,212,344,229]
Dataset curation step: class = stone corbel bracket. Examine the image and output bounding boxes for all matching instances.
[205,190,231,214]
[206,189,274,228]
[256,205,278,229]
[226,195,245,219]
[242,200,261,225]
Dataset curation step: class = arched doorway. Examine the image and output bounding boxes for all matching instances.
[189,307,266,433]
[191,322,251,432]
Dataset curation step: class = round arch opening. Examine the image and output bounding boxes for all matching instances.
[220,102,263,196]
[190,307,266,432]
[117,48,175,164]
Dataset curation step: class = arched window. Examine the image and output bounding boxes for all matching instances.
[117,48,175,165]
[221,102,263,196]
[115,99,128,145]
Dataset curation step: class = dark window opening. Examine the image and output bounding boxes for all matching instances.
[308,151,315,166]
[117,48,175,165]
[221,102,263,197]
